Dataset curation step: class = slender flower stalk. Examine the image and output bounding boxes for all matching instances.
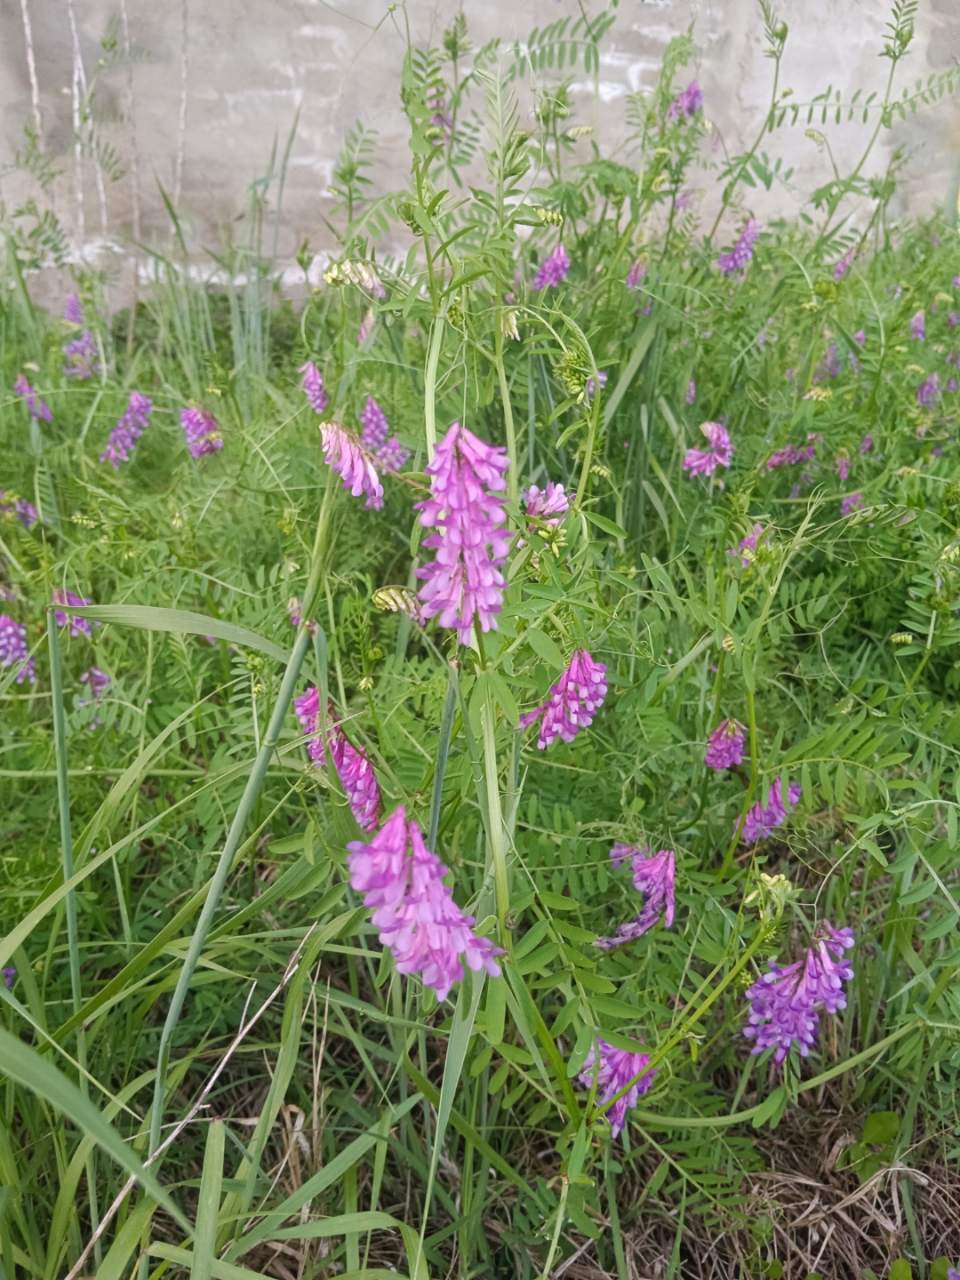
[743,921,854,1065]
[519,650,607,749]
[347,806,503,1001]
[578,1037,656,1137]
[416,423,511,643]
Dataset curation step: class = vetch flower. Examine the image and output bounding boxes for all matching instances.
[52,589,99,639]
[13,375,51,423]
[0,615,35,684]
[358,308,375,345]
[347,806,503,1001]
[535,243,570,290]
[1,967,15,990]
[320,422,384,510]
[376,436,411,471]
[64,293,83,324]
[626,257,648,290]
[764,439,817,471]
[596,846,675,948]
[853,329,866,346]
[949,312,959,330]
[181,407,224,459]
[101,391,152,469]
[910,311,926,340]
[294,685,381,831]
[682,421,733,476]
[705,719,746,769]
[727,523,765,567]
[834,448,850,482]
[0,491,39,528]
[743,920,854,1065]
[585,370,607,400]
[740,777,801,843]
[860,435,874,454]
[841,492,864,516]
[286,598,317,635]
[523,481,571,529]
[78,666,110,701]
[416,423,511,644]
[667,79,703,121]
[300,361,329,415]
[686,378,696,404]
[360,396,389,451]
[62,330,101,379]
[718,220,761,276]
[833,245,856,280]
[519,649,607,749]
[577,1037,656,1137]
[916,372,939,406]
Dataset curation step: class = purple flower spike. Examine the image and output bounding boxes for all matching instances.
[52,589,99,639]
[294,685,381,831]
[668,79,703,121]
[347,806,503,1002]
[377,436,411,471]
[416,423,512,644]
[949,312,960,330]
[718,220,761,276]
[740,777,801,844]
[743,920,854,1065]
[79,666,110,701]
[686,378,696,405]
[523,481,571,529]
[916,372,939,406]
[62,330,101,379]
[595,844,675,949]
[181,407,224,459]
[705,719,746,770]
[834,448,850,482]
[834,246,856,281]
[586,370,607,401]
[841,492,864,517]
[300,361,328,415]
[0,614,35,684]
[519,649,607,749]
[910,311,926,341]
[682,421,733,476]
[535,243,570,290]
[577,1037,656,1137]
[64,293,83,325]
[360,396,389,450]
[626,257,648,290]
[101,391,152,469]
[13,375,51,423]
[727,523,765,567]
[860,435,873,454]
[320,422,384,510]
[1,966,15,990]
[0,491,39,529]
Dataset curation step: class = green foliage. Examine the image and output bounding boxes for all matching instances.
[2,3,960,1277]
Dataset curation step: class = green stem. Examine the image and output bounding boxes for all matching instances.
[147,474,335,1162]
[424,314,444,464]
[494,311,518,504]
[480,688,511,946]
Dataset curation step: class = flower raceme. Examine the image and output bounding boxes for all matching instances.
[727,523,765,567]
[294,685,381,832]
[101,392,152,469]
[0,491,39,529]
[743,921,854,1065]
[300,361,328,415]
[522,481,571,529]
[52,589,99,639]
[705,719,746,770]
[64,292,84,325]
[416,423,511,644]
[13,375,51,423]
[347,807,503,1002]
[718,219,761,276]
[0,615,35,684]
[519,650,608,750]
[359,396,410,472]
[534,243,570,290]
[62,330,101,380]
[682,421,733,477]
[320,422,385,510]
[740,777,801,843]
[181,407,224,459]
[577,1037,657,1137]
[667,79,703,121]
[596,845,675,949]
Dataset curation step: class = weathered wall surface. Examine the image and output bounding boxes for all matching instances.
[1,0,959,281]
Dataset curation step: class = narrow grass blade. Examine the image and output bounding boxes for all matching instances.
[192,1121,225,1280]
[65,605,290,664]
[427,666,458,851]
[93,1197,155,1280]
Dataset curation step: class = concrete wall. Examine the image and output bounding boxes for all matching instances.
[2,0,959,286]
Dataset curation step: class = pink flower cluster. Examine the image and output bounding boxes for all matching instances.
[181,407,224,459]
[519,649,607,750]
[743,921,854,1065]
[64,293,84,325]
[0,615,35,684]
[667,80,703,121]
[101,392,152,469]
[740,777,801,844]
[13,375,51,423]
[62,330,101,380]
[765,438,818,471]
[718,220,761,276]
[704,719,745,769]
[300,362,329,415]
[535,243,570,290]
[578,1037,657,1137]
[523,481,571,529]
[682,421,733,476]
[841,492,864,517]
[360,396,410,471]
[595,844,675,949]
[626,258,648,291]
[294,685,381,832]
[416,423,512,644]
[320,423,384,510]
[347,806,503,1002]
